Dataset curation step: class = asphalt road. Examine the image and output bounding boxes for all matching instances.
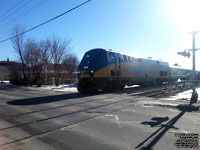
[0,87,199,150]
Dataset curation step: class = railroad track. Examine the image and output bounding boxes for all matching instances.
[2,82,186,146]
[0,93,138,146]
[0,82,190,119]
[0,82,191,126]
[122,81,194,97]
[0,81,197,147]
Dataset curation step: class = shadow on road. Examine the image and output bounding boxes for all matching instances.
[7,93,95,105]
[141,116,169,127]
[135,104,199,150]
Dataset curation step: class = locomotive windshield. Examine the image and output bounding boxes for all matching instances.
[78,49,107,70]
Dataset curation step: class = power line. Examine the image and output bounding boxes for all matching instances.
[0,0,48,33]
[0,0,33,24]
[0,0,25,18]
[0,0,91,43]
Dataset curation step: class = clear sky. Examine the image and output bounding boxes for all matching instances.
[1,0,200,69]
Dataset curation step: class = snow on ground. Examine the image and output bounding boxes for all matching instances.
[25,84,78,93]
[0,80,78,92]
[0,80,10,83]
[125,85,140,88]
[160,87,200,101]
[0,81,17,88]
[51,84,78,92]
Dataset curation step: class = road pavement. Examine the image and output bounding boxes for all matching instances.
[0,87,199,150]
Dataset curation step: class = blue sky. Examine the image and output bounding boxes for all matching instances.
[0,0,200,69]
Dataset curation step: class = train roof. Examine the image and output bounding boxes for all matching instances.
[169,65,200,72]
[86,48,169,66]
[104,49,169,66]
[86,48,200,72]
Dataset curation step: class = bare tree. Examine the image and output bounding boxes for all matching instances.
[23,38,52,86]
[38,39,51,84]
[10,25,26,83]
[39,39,51,66]
[63,53,79,78]
[23,39,32,84]
[50,36,71,86]
[10,26,74,86]
[24,38,43,85]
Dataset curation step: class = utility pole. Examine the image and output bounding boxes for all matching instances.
[44,65,48,85]
[177,31,199,104]
[190,31,198,104]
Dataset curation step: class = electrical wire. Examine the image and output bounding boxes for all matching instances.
[0,0,48,33]
[0,0,91,43]
[0,0,25,18]
[0,0,33,24]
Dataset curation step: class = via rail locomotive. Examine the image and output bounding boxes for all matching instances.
[77,48,198,93]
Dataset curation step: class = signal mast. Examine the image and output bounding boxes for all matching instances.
[177,31,199,104]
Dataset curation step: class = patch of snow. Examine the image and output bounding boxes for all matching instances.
[125,85,140,88]
[53,86,78,92]
[0,82,16,88]
[161,88,200,101]
[29,84,78,92]
[0,80,10,83]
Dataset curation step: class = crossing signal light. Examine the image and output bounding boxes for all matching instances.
[177,50,191,58]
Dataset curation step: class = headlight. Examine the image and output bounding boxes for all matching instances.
[91,70,94,73]
[84,66,88,69]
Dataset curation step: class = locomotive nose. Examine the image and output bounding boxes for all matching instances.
[78,64,95,78]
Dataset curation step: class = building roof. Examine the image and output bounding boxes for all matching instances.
[0,60,20,66]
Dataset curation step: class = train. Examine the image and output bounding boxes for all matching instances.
[77,48,200,93]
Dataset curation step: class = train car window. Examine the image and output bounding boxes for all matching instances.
[120,55,123,60]
[118,57,121,63]
[132,58,138,61]
[160,71,168,76]
[119,54,123,60]
[109,52,111,57]
[123,55,127,60]
[157,61,159,64]
[114,53,120,58]
[131,57,135,61]
[138,58,142,62]
[127,56,131,61]
[109,52,115,58]
[132,57,139,61]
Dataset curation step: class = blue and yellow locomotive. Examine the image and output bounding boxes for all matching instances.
[77,48,194,93]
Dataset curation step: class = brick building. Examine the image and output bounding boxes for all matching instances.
[0,59,20,81]
[0,59,78,85]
